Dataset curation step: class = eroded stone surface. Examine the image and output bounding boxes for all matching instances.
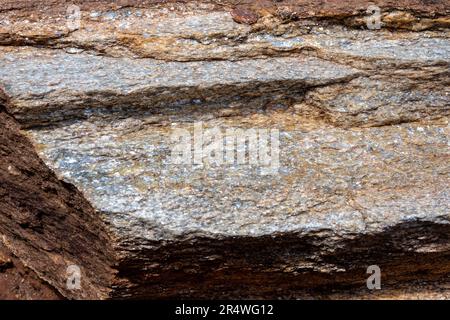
[0,49,360,125]
[26,115,450,241]
[306,77,450,127]
[1,2,449,61]
[0,0,449,300]
[0,107,115,299]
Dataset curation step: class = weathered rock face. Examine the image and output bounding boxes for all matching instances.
[0,0,449,299]
[0,96,115,299]
[0,241,61,300]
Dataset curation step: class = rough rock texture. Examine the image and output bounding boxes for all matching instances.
[0,0,449,299]
[0,242,61,300]
[0,95,116,299]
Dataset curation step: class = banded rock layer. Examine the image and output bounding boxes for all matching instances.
[0,0,449,299]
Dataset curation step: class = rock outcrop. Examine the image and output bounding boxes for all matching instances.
[0,0,449,299]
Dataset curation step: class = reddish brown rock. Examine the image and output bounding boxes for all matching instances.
[0,242,61,300]
[0,0,449,300]
[231,6,260,24]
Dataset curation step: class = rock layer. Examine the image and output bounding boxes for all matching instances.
[0,0,449,299]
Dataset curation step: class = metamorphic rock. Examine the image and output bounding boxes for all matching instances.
[0,0,449,299]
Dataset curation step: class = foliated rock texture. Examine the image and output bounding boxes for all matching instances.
[0,98,115,299]
[0,51,360,126]
[0,0,449,299]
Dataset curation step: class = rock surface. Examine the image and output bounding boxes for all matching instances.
[0,98,115,299]
[0,0,449,299]
[0,242,61,300]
